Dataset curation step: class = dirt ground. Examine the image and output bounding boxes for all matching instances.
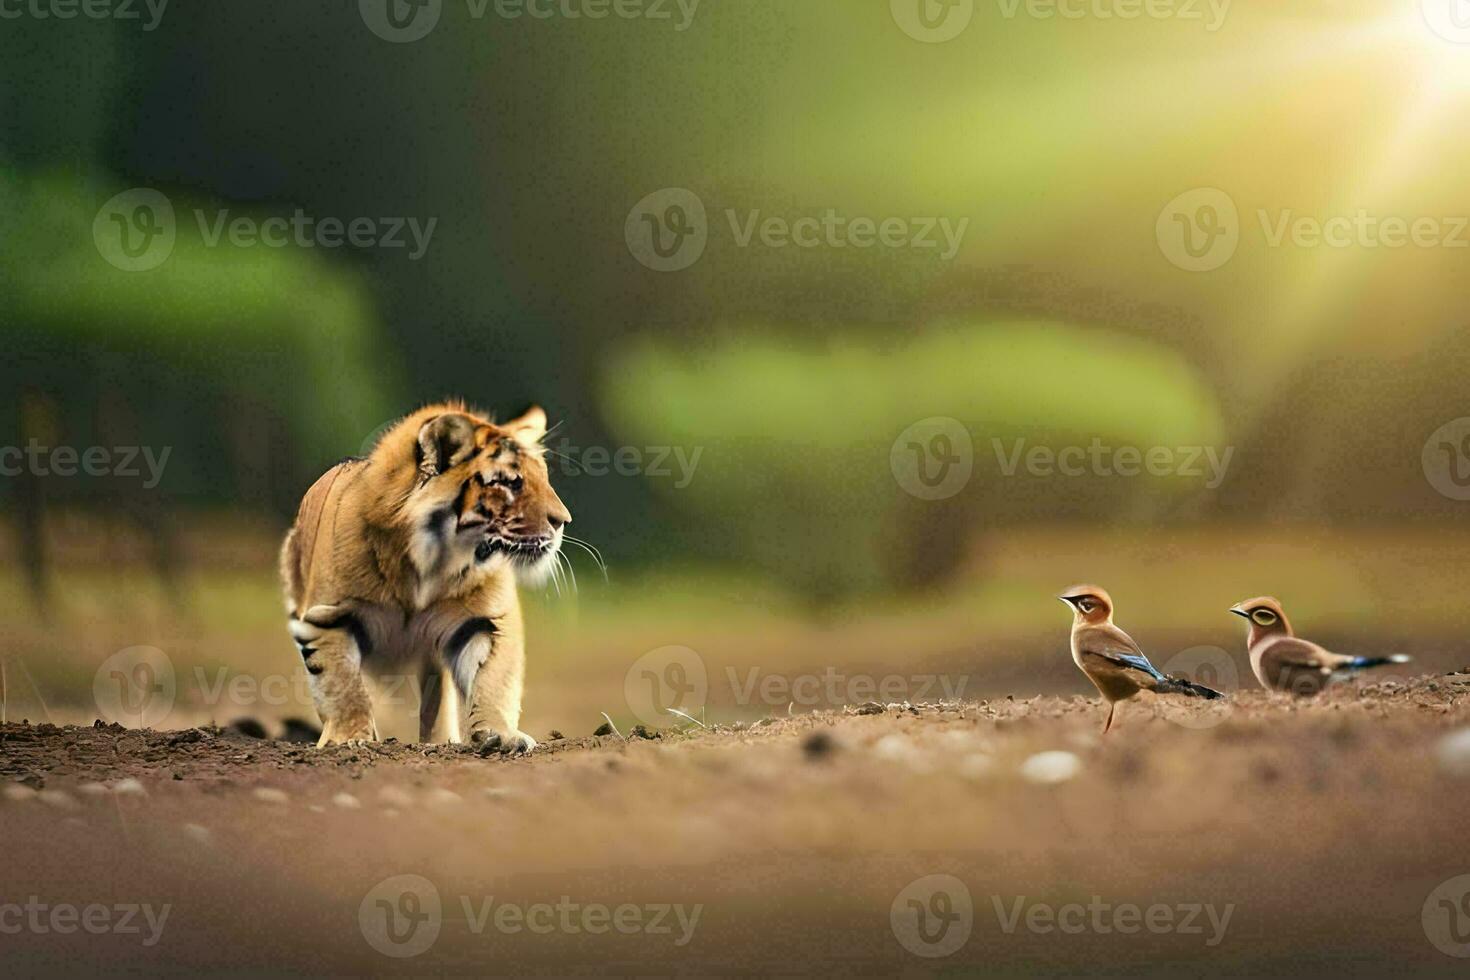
[4,671,1470,976]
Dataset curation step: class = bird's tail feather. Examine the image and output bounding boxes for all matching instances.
[1345,654,1411,671]
[1153,676,1224,700]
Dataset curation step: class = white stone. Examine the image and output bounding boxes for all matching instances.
[873,734,914,762]
[1435,728,1470,778]
[1019,750,1082,785]
[426,788,462,807]
[378,786,414,807]
[38,790,78,809]
[252,787,290,805]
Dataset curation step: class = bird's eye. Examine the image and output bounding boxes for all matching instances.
[1077,599,1094,613]
[1251,609,1277,626]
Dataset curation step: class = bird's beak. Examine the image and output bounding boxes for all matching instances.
[1057,595,1075,606]
[1228,605,1249,619]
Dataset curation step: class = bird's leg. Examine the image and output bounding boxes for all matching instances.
[1102,701,1116,735]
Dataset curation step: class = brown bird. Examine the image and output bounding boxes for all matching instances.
[1229,597,1410,696]
[1059,584,1222,733]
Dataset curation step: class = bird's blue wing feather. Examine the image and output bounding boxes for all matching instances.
[1110,651,1166,681]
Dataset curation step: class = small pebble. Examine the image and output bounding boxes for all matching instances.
[426,788,462,807]
[112,778,147,796]
[873,734,914,762]
[378,786,414,807]
[38,790,78,809]
[1020,750,1083,785]
[333,792,362,809]
[77,782,110,797]
[1435,728,1470,778]
[182,823,212,845]
[3,784,37,802]
[252,787,289,805]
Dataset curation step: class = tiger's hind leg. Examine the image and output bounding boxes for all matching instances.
[290,605,377,745]
[417,662,465,744]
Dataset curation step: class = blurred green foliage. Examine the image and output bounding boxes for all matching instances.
[0,170,399,505]
[603,321,1223,601]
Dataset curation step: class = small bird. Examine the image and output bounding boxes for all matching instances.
[1059,584,1223,733]
[1228,597,1410,696]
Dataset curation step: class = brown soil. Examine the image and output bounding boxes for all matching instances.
[4,674,1470,976]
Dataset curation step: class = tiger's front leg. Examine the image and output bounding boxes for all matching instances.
[290,605,378,746]
[438,604,534,755]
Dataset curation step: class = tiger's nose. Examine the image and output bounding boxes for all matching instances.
[548,511,569,530]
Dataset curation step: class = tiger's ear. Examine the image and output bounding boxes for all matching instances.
[503,405,548,449]
[416,413,483,478]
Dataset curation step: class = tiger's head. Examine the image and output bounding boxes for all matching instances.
[391,404,571,589]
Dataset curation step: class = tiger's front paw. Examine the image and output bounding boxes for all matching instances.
[472,729,538,756]
[317,717,378,747]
